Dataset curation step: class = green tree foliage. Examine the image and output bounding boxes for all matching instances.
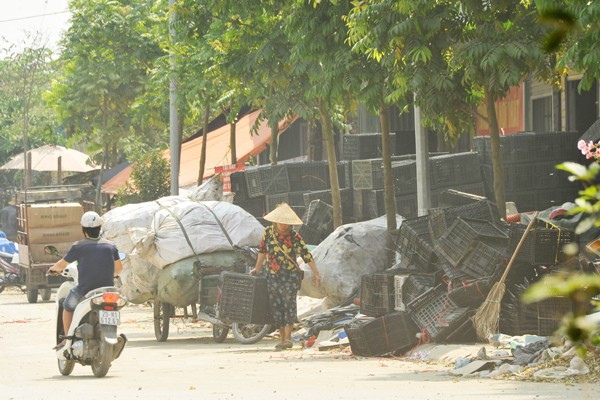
[47,0,165,167]
[116,149,171,205]
[0,44,59,170]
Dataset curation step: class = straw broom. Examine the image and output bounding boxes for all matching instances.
[472,211,539,340]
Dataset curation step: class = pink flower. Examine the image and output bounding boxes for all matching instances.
[578,140,588,151]
[586,153,593,159]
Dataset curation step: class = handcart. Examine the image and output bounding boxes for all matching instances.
[153,247,272,344]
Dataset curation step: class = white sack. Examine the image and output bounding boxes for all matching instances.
[299,215,404,305]
[102,196,189,253]
[186,174,224,201]
[119,253,161,304]
[135,201,264,269]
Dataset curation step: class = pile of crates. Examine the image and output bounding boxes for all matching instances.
[349,190,579,353]
[473,131,583,212]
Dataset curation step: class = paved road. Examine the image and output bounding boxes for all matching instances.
[0,289,598,400]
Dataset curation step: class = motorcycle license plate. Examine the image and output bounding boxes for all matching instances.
[99,310,120,326]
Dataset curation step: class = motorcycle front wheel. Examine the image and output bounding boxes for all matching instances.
[91,328,113,378]
[58,358,75,376]
[232,323,271,344]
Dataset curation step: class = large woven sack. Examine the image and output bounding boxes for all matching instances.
[157,257,199,307]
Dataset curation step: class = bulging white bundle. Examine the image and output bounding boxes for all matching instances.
[119,253,161,304]
[133,201,264,269]
[102,196,189,253]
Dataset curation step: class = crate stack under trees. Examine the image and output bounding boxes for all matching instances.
[472,131,583,213]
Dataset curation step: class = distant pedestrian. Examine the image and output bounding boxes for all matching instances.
[250,203,320,350]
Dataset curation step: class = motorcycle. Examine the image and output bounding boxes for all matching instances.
[45,245,128,378]
[0,239,23,293]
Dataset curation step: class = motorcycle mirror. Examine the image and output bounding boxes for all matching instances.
[118,252,127,261]
[44,245,59,256]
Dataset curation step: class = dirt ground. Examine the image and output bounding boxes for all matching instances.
[1,289,599,400]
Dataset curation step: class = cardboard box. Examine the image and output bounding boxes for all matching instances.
[23,203,83,228]
[19,242,74,266]
[27,225,83,245]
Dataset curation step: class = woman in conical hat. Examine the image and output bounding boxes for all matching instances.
[250,203,320,351]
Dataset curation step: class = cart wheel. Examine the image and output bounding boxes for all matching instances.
[232,323,272,345]
[212,324,229,343]
[41,288,52,301]
[26,288,39,304]
[153,298,171,342]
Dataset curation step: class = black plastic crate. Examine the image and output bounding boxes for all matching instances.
[509,224,577,265]
[437,188,486,208]
[410,290,467,341]
[366,189,385,219]
[199,274,220,308]
[537,296,572,319]
[337,161,352,188]
[392,160,417,195]
[303,188,353,218]
[229,171,248,201]
[260,164,290,194]
[436,218,509,267]
[400,273,438,308]
[532,131,580,162]
[302,199,333,232]
[218,272,270,324]
[297,224,322,245]
[446,277,492,308]
[233,196,266,218]
[430,152,482,189]
[286,161,329,191]
[360,273,396,317]
[394,193,418,219]
[458,241,506,279]
[342,133,397,161]
[265,193,289,212]
[344,312,419,356]
[506,190,537,212]
[244,167,264,198]
[397,215,438,270]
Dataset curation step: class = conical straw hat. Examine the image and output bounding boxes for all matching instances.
[264,203,303,225]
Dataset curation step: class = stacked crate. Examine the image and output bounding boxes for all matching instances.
[473,131,582,212]
[218,271,271,324]
[341,133,397,160]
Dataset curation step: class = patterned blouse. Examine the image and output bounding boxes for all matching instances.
[258,225,314,274]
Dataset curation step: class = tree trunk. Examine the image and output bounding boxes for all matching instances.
[484,84,507,219]
[95,142,109,213]
[197,105,210,185]
[230,121,237,165]
[269,120,279,165]
[380,103,397,231]
[318,98,342,228]
[307,119,323,161]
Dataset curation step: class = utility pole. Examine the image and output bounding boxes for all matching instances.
[169,0,180,195]
[414,97,431,216]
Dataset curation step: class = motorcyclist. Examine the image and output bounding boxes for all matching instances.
[48,211,122,350]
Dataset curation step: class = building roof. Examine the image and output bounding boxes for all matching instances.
[102,109,295,194]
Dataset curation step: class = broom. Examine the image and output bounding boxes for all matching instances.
[472,211,539,340]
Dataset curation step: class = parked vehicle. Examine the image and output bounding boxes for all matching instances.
[0,248,23,293]
[15,185,93,303]
[46,245,128,378]
[153,245,272,345]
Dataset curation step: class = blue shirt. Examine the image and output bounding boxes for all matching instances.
[64,237,119,294]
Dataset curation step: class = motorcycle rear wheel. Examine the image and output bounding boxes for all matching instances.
[232,323,271,344]
[212,324,229,343]
[41,288,51,301]
[58,358,75,376]
[91,328,113,378]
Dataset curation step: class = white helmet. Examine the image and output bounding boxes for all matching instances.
[81,211,102,228]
